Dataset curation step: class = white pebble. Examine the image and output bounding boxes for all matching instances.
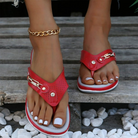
[19,117,28,126]
[117,109,129,115]
[122,131,131,136]
[79,134,87,138]
[134,122,138,129]
[101,129,107,136]
[133,116,138,120]
[5,125,13,136]
[130,126,137,135]
[82,111,95,119]
[72,131,82,138]
[30,130,39,137]
[121,117,131,121]
[14,111,23,116]
[5,114,13,121]
[130,120,136,125]
[123,122,133,130]
[97,107,106,116]
[13,115,21,122]
[20,113,25,118]
[117,129,123,136]
[82,118,90,127]
[0,112,4,118]
[1,108,10,116]
[89,109,97,117]
[93,128,100,135]
[124,110,133,118]
[0,117,7,125]
[91,118,103,127]
[109,135,118,138]
[87,131,94,138]
[132,110,138,117]
[108,109,117,116]
[33,134,47,138]
[24,123,35,131]
[107,129,117,137]
[18,129,31,138]
[68,131,73,138]
[11,128,19,138]
[99,112,108,119]
[61,133,70,138]
[98,130,106,138]
[134,105,138,110]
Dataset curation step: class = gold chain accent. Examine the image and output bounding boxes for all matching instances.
[102,53,115,59]
[28,27,61,37]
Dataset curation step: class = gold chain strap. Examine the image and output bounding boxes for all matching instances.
[102,53,115,59]
[28,27,61,37]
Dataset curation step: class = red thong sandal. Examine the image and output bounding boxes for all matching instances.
[77,49,119,93]
[25,27,70,136]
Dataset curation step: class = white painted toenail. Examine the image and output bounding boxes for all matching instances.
[44,121,48,125]
[116,76,119,79]
[110,78,114,81]
[97,80,102,82]
[34,116,38,121]
[54,118,63,125]
[103,80,107,82]
[86,77,93,81]
[31,112,33,116]
[39,119,43,124]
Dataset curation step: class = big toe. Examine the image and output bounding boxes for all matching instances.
[80,64,94,85]
[53,92,68,128]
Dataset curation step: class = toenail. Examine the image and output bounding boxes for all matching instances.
[86,77,93,81]
[97,80,102,82]
[54,118,63,125]
[39,119,43,124]
[110,78,114,81]
[31,111,33,116]
[116,76,119,79]
[44,121,48,125]
[34,116,38,121]
[103,80,107,82]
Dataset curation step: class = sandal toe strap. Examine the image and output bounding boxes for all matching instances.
[80,49,116,73]
[27,67,68,107]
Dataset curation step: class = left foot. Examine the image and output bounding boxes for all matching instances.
[79,17,119,85]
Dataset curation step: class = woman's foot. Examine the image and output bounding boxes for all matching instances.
[26,25,69,128]
[79,17,119,85]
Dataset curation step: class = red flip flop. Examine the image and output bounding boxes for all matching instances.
[25,50,70,136]
[77,49,119,93]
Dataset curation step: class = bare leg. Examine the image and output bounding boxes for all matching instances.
[80,0,119,85]
[25,0,68,127]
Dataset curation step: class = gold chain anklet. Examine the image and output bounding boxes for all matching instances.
[28,27,61,37]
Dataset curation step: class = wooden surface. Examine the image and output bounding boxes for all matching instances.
[0,17,138,104]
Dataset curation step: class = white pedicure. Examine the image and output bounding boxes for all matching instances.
[54,118,63,125]
[34,116,38,121]
[31,111,33,116]
[97,80,102,82]
[44,121,48,125]
[103,80,107,82]
[39,119,43,124]
[110,78,114,81]
[116,76,119,79]
[86,77,93,81]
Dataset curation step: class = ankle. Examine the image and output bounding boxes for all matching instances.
[84,15,111,36]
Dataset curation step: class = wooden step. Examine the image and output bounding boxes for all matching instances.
[0,17,138,105]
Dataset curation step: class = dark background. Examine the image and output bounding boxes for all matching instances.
[0,0,138,17]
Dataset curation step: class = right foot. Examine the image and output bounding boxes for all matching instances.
[26,25,69,128]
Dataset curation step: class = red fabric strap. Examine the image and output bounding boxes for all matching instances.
[27,68,68,107]
[80,49,116,74]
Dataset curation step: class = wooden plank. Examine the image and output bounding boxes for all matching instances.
[0,17,138,27]
[0,37,138,49]
[1,80,138,104]
[0,49,137,64]
[0,27,138,38]
[0,64,136,80]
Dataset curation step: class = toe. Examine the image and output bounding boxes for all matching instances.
[107,72,115,83]
[93,72,102,85]
[113,70,119,81]
[43,104,53,126]
[80,64,94,85]
[33,102,40,121]
[37,101,46,125]
[53,91,68,128]
[100,72,108,84]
